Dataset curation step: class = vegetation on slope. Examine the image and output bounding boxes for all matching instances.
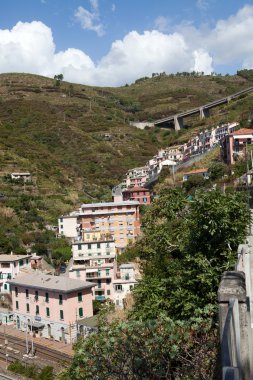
[0,71,252,254]
[61,187,250,379]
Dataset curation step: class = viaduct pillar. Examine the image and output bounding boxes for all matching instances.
[200,107,210,119]
[174,116,183,131]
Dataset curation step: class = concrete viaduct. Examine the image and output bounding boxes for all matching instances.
[153,85,253,130]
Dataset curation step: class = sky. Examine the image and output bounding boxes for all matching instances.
[0,0,253,86]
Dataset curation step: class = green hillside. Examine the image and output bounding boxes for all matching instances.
[0,71,253,253]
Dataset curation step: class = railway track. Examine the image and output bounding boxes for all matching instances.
[0,332,72,369]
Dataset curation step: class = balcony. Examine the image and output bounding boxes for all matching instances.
[86,273,98,279]
[95,295,105,301]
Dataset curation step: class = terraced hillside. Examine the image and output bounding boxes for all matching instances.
[0,71,253,253]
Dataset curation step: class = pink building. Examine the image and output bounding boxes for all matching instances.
[221,128,253,164]
[0,254,32,293]
[8,273,94,343]
[122,187,151,204]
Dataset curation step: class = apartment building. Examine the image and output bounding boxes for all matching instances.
[58,212,79,239]
[69,232,116,301]
[125,166,149,188]
[166,145,184,162]
[77,201,141,252]
[113,263,138,309]
[221,128,253,164]
[0,254,32,293]
[8,273,94,343]
[122,187,151,204]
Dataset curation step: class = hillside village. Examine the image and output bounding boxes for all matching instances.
[0,71,253,378]
[0,112,252,353]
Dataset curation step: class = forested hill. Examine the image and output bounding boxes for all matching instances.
[0,71,253,230]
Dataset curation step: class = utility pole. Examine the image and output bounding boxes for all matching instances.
[26,320,29,354]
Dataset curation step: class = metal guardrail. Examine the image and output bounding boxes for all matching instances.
[221,298,242,380]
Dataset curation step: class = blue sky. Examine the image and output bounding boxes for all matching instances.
[0,0,253,86]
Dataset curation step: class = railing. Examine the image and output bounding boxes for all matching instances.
[221,298,242,380]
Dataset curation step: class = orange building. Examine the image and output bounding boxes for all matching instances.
[77,201,140,253]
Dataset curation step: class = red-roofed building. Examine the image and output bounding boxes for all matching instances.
[122,187,151,204]
[183,168,209,182]
[221,128,253,164]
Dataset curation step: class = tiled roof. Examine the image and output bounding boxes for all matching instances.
[123,187,149,192]
[8,273,95,293]
[184,168,208,175]
[0,254,31,262]
[80,201,139,208]
[233,128,253,136]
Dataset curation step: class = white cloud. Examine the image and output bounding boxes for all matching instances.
[74,5,104,36]
[90,0,99,10]
[154,16,170,32]
[112,3,116,12]
[191,49,213,74]
[1,5,253,86]
[196,0,209,10]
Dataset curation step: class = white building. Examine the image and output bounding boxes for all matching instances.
[11,172,32,182]
[0,254,32,293]
[58,212,79,239]
[113,263,138,309]
[69,234,117,301]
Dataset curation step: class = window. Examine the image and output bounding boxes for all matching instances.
[19,259,24,267]
[106,269,110,276]
[79,307,83,317]
[26,259,28,265]
[143,198,147,203]
[35,291,38,301]
[60,310,64,320]
[45,292,49,303]
[36,305,39,315]
[60,224,63,230]
[107,290,111,296]
[88,244,91,250]
[26,303,29,312]
[78,292,82,302]
[59,294,63,305]
[46,307,50,317]
[26,289,29,298]
[76,270,80,278]
[1,263,10,268]
[130,285,134,291]
[78,244,81,250]
[15,287,18,297]
[98,270,101,278]
[115,285,122,292]
[4,284,7,291]
[97,280,102,289]
[60,218,63,222]
[106,279,111,285]
[97,243,101,249]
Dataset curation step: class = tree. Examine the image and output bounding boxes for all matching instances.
[208,161,227,181]
[54,74,64,87]
[183,174,208,192]
[132,188,250,319]
[61,311,218,380]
